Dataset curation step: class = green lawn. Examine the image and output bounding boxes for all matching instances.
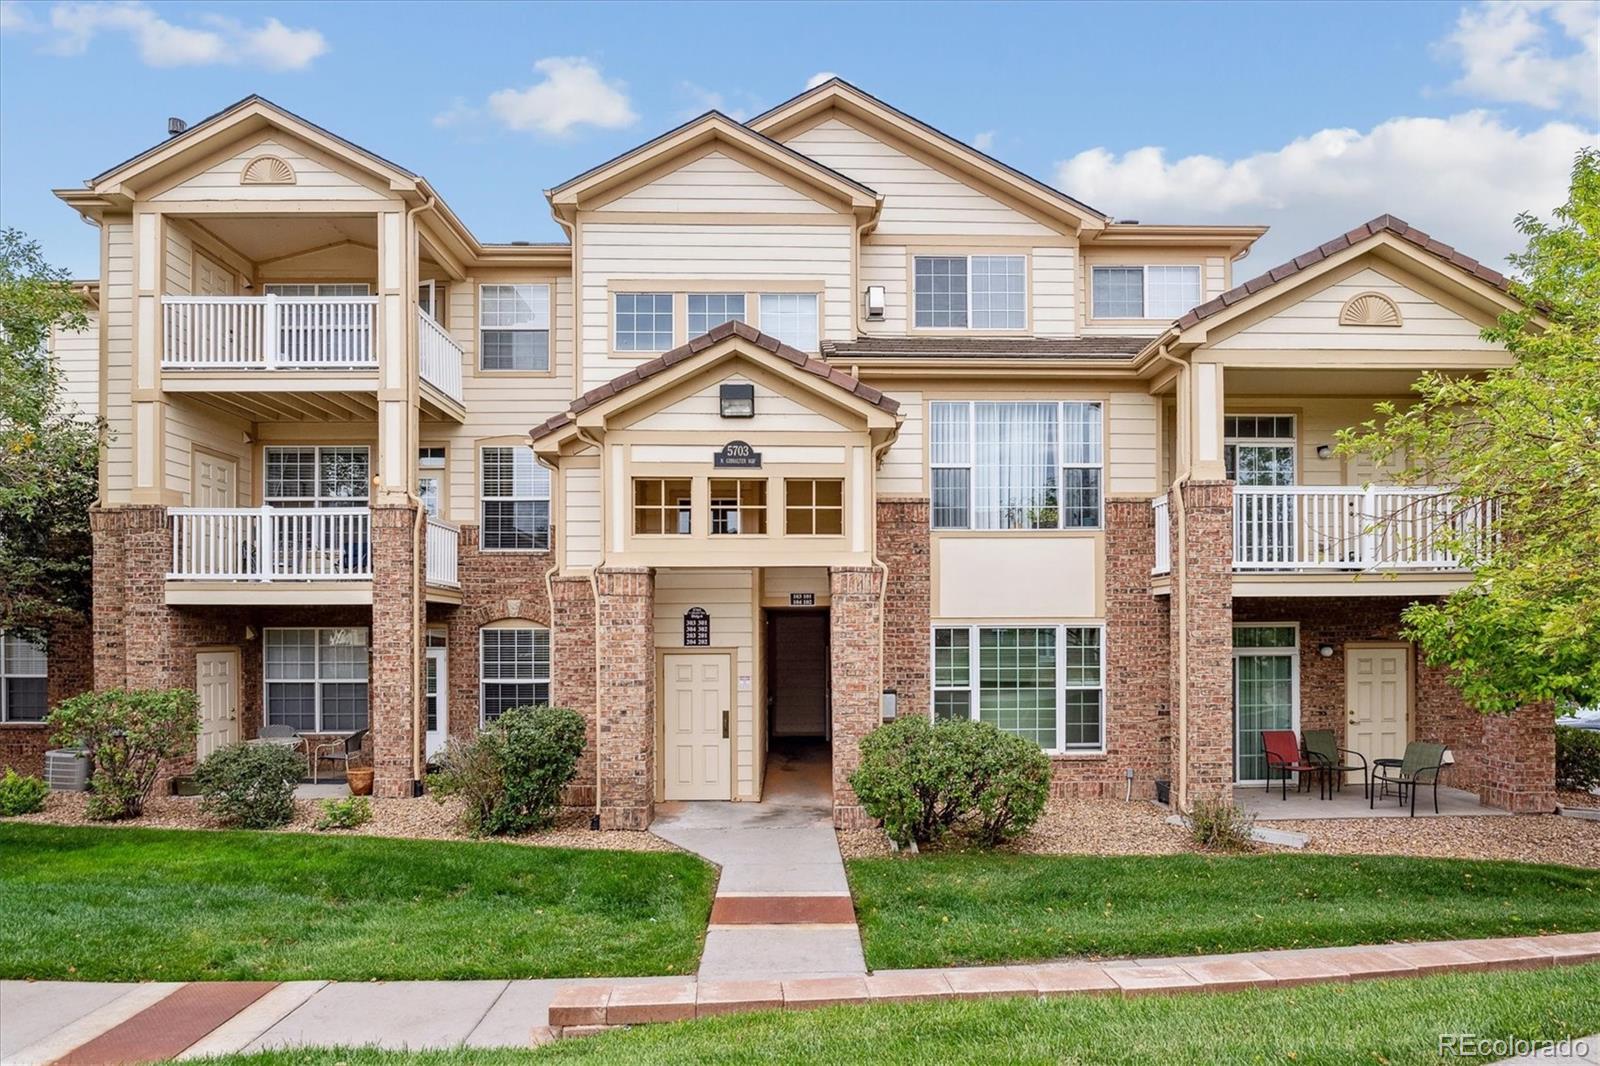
[0,823,714,981]
[847,852,1600,970]
[191,964,1600,1065]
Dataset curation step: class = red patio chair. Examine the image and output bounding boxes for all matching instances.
[1260,729,1328,801]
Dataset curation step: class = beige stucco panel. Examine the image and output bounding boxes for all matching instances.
[936,536,1102,620]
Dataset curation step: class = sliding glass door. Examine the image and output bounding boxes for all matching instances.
[1233,625,1299,783]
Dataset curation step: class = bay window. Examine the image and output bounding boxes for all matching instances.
[265,627,369,732]
[480,626,551,723]
[932,624,1105,752]
[930,400,1103,530]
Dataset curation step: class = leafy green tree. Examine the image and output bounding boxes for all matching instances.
[1338,149,1600,714]
[0,228,101,646]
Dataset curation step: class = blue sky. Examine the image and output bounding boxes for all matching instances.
[2,0,1595,279]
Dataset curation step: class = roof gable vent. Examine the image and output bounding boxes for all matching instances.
[241,155,295,186]
[1338,291,1402,327]
[167,117,187,137]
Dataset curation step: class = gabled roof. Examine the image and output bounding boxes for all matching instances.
[530,320,899,444]
[747,78,1107,232]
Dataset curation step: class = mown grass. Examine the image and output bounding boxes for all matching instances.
[191,963,1600,1065]
[0,823,714,981]
[847,852,1600,970]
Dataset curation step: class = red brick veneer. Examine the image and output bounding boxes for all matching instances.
[876,498,930,722]
[829,565,884,829]
[595,567,654,830]
[1170,480,1234,808]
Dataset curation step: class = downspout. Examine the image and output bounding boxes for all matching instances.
[869,428,897,723]
[1152,342,1190,809]
[574,425,609,827]
[405,194,436,792]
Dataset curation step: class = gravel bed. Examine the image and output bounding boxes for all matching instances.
[1556,787,1600,809]
[6,791,680,853]
[838,798,1192,859]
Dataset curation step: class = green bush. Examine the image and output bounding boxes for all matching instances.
[195,742,303,828]
[430,705,586,836]
[314,795,372,831]
[1187,797,1257,852]
[1556,725,1600,792]
[0,769,49,816]
[850,717,1052,848]
[48,688,199,820]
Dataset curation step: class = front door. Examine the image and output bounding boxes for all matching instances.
[1346,646,1410,775]
[425,645,448,759]
[196,649,240,760]
[661,652,731,800]
[194,452,237,507]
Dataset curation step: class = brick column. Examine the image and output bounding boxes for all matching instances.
[1476,707,1557,812]
[1170,480,1233,809]
[120,505,177,690]
[595,567,654,830]
[89,506,131,690]
[552,574,598,809]
[371,503,422,799]
[1097,498,1170,799]
[829,565,884,829]
[875,499,930,720]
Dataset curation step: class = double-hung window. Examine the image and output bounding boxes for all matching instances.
[264,446,369,507]
[480,447,550,550]
[615,293,674,351]
[479,626,551,723]
[932,625,1105,752]
[1224,415,1297,486]
[930,401,1103,530]
[0,632,47,722]
[688,293,746,337]
[757,293,818,351]
[913,255,1026,329]
[480,284,550,371]
[1090,265,1201,319]
[265,627,369,732]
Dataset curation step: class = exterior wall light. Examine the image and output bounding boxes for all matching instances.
[880,688,898,721]
[1318,644,1335,657]
[719,383,755,419]
[1316,444,1333,459]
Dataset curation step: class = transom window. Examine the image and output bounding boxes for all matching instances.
[1224,414,1297,486]
[932,625,1105,752]
[914,255,1026,330]
[634,478,693,535]
[480,284,551,371]
[710,479,767,535]
[688,293,746,337]
[479,626,551,723]
[1090,264,1201,319]
[784,479,843,535]
[0,631,47,723]
[480,447,550,551]
[264,446,369,507]
[265,627,369,732]
[930,401,1103,530]
[264,283,371,297]
[757,293,819,352]
[615,293,674,352]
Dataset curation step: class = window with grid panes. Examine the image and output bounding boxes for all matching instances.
[784,479,843,535]
[709,479,767,535]
[479,627,551,723]
[615,293,674,351]
[1090,265,1201,319]
[479,284,550,370]
[757,293,818,351]
[687,293,746,337]
[634,478,692,535]
[264,627,369,732]
[0,632,47,722]
[264,446,369,507]
[913,254,1027,330]
[479,447,550,550]
[929,401,1102,530]
[932,625,1104,752]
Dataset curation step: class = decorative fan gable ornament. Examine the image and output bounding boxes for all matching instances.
[241,155,295,186]
[1338,291,1402,327]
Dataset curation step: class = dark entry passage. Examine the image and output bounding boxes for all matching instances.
[767,610,829,738]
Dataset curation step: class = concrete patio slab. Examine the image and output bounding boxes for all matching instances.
[1236,783,1506,821]
[243,980,508,1052]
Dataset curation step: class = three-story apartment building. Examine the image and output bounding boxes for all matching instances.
[6,80,1553,826]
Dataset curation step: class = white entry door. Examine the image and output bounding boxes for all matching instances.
[196,650,240,760]
[1346,646,1410,775]
[194,452,237,507]
[661,652,731,801]
[425,645,448,759]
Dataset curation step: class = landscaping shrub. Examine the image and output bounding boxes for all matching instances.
[195,742,303,829]
[314,795,372,831]
[430,704,586,835]
[942,722,1052,846]
[1556,725,1600,792]
[1187,797,1256,852]
[0,769,49,816]
[48,688,199,820]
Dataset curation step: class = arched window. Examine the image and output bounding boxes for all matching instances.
[478,621,551,724]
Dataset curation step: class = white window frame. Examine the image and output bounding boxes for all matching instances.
[479,625,552,725]
[930,623,1107,755]
[929,400,1104,531]
[263,626,370,734]
[263,283,372,297]
[687,293,747,337]
[263,445,370,508]
[479,446,551,553]
[913,254,1028,331]
[1231,622,1301,785]
[614,292,675,352]
[757,292,819,352]
[479,283,551,372]
[1224,414,1298,486]
[0,631,48,723]
[1090,264,1202,320]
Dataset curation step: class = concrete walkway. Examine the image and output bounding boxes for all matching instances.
[649,740,866,979]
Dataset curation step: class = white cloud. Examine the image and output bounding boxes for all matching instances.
[675,81,760,122]
[432,97,479,129]
[972,130,996,152]
[1442,0,1598,112]
[40,1,325,69]
[486,56,636,136]
[1054,111,1596,270]
[805,71,838,90]
[1,1,39,32]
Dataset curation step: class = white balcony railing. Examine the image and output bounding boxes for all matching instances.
[425,516,460,588]
[1233,486,1495,571]
[417,310,464,404]
[169,507,372,581]
[163,295,379,369]
[1151,496,1171,575]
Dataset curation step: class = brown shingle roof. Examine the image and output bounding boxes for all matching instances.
[529,321,900,443]
[1175,214,1512,330]
[823,336,1151,360]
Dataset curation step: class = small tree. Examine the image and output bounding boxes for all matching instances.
[49,688,200,820]
[1338,149,1600,715]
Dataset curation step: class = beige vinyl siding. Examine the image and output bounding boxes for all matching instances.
[878,390,924,495]
[563,464,602,569]
[149,136,392,203]
[164,226,194,295]
[653,568,758,798]
[859,242,907,334]
[604,151,833,214]
[103,220,134,501]
[164,395,252,502]
[1031,246,1076,337]
[1205,256,1226,299]
[1107,390,1159,496]
[50,320,100,419]
[628,375,850,433]
[1215,266,1497,351]
[782,117,1057,237]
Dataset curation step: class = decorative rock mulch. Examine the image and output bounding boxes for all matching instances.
[5,791,680,853]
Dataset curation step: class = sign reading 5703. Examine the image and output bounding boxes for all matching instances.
[713,440,762,468]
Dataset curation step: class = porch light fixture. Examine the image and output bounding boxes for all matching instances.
[880,688,898,721]
[1318,644,1335,657]
[719,383,755,419]
[1316,444,1333,460]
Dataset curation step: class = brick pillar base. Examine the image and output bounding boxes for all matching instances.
[1171,480,1234,810]
[1477,706,1557,812]
[596,567,654,830]
[552,575,598,809]
[829,566,884,829]
[371,503,422,798]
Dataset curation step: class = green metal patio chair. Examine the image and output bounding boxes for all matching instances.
[1303,729,1369,800]
[1370,741,1448,816]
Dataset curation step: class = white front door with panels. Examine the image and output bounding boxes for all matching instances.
[196,650,240,760]
[661,652,731,801]
[425,645,448,759]
[194,452,238,507]
[1346,646,1410,775]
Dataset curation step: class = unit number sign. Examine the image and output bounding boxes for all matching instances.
[683,607,711,646]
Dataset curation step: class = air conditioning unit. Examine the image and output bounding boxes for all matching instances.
[45,749,90,791]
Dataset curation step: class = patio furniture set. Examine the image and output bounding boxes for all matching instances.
[1261,729,1451,816]
[248,726,368,784]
